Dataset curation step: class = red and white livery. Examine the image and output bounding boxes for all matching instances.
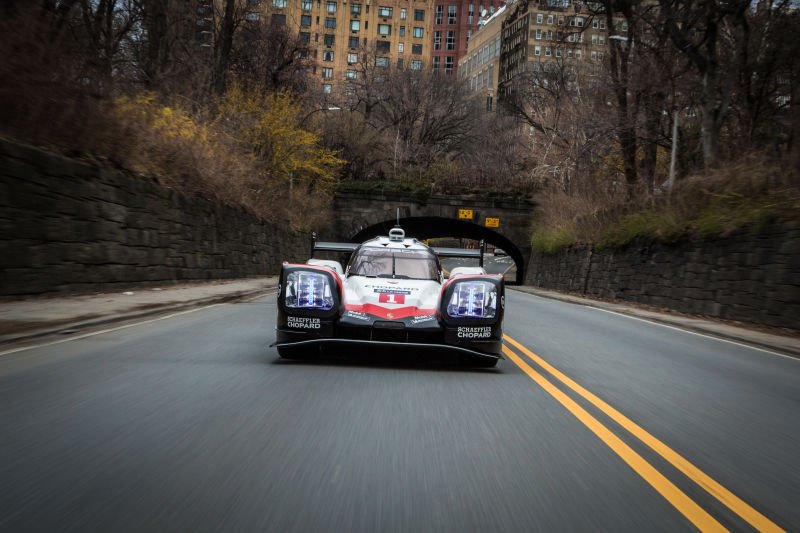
[273,228,505,367]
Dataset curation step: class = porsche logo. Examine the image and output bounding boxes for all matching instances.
[386,313,394,319]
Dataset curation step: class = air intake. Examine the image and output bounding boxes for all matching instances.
[389,228,405,242]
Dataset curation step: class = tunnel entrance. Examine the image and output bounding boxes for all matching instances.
[350,216,526,284]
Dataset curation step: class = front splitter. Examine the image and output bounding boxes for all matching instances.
[272,338,502,361]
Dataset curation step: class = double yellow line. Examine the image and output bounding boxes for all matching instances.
[502,334,784,532]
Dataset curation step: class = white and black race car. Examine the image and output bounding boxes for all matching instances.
[273,228,504,367]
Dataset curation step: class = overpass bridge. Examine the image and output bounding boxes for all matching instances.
[325,191,535,284]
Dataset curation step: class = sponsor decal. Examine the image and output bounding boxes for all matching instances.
[373,288,412,295]
[287,316,321,329]
[378,293,406,304]
[411,315,436,324]
[457,326,492,339]
[344,311,370,321]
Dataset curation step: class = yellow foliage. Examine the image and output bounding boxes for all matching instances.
[215,85,344,191]
[115,94,212,145]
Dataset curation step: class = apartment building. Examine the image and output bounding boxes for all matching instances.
[431,0,502,75]
[497,0,624,100]
[256,0,434,94]
[457,3,511,110]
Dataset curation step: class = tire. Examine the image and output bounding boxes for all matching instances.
[277,345,307,360]
[461,355,499,368]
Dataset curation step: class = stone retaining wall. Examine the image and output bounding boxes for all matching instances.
[525,225,800,331]
[0,139,307,296]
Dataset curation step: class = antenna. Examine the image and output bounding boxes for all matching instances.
[396,208,400,227]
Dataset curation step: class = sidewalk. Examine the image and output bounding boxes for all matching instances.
[0,277,279,346]
[510,286,800,358]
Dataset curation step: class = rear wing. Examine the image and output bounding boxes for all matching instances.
[310,233,359,258]
[432,244,485,267]
[309,233,485,267]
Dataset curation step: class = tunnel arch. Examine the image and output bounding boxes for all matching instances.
[350,216,526,284]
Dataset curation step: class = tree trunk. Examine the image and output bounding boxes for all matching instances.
[214,0,236,95]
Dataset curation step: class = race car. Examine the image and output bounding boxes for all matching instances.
[273,227,505,367]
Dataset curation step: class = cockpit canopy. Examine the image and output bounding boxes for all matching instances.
[347,247,440,281]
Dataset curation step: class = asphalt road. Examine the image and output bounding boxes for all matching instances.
[0,290,797,532]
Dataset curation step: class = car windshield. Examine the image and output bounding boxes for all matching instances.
[348,248,439,280]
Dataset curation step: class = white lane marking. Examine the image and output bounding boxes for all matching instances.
[510,290,799,362]
[0,290,276,358]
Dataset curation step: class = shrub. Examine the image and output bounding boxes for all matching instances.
[532,227,576,253]
[598,209,685,249]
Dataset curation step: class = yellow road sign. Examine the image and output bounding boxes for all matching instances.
[458,209,474,220]
[485,217,500,228]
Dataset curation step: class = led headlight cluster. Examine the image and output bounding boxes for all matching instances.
[284,271,335,310]
[446,281,497,319]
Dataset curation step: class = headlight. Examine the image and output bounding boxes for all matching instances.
[285,271,335,310]
[446,281,497,319]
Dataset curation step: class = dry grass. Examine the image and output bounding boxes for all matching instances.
[532,152,800,252]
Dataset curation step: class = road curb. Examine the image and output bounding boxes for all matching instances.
[0,285,278,348]
[509,286,800,358]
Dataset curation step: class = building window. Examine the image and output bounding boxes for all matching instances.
[444,56,453,74]
[245,12,260,21]
[558,16,564,25]
[272,0,286,8]
[324,34,335,46]
[412,27,423,38]
[325,17,336,29]
[270,13,285,24]
[400,8,407,19]
[547,14,553,24]
[446,30,455,50]
[467,29,472,42]
[534,45,541,56]
[545,46,551,57]
[435,5,443,24]
[347,52,358,63]
[433,56,440,71]
[322,67,333,79]
[299,32,310,43]
[323,50,334,61]
[447,5,456,24]
[412,43,422,54]
[302,0,312,10]
[556,47,562,57]
[378,23,391,35]
[399,25,406,36]
[377,40,390,52]
[322,83,332,93]
[376,56,389,67]
[326,1,336,13]
[301,14,311,26]
[350,20,360,31]
[535,29,542,40]
[348,36,359,48]
[536,13,543,24]
[411,59,422,70]
[434,31,441,50]
[398,42,404,52]
[414,9,424,21]
[351,3,361,15]
[346,69,357,79]
[378,6,392,17]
